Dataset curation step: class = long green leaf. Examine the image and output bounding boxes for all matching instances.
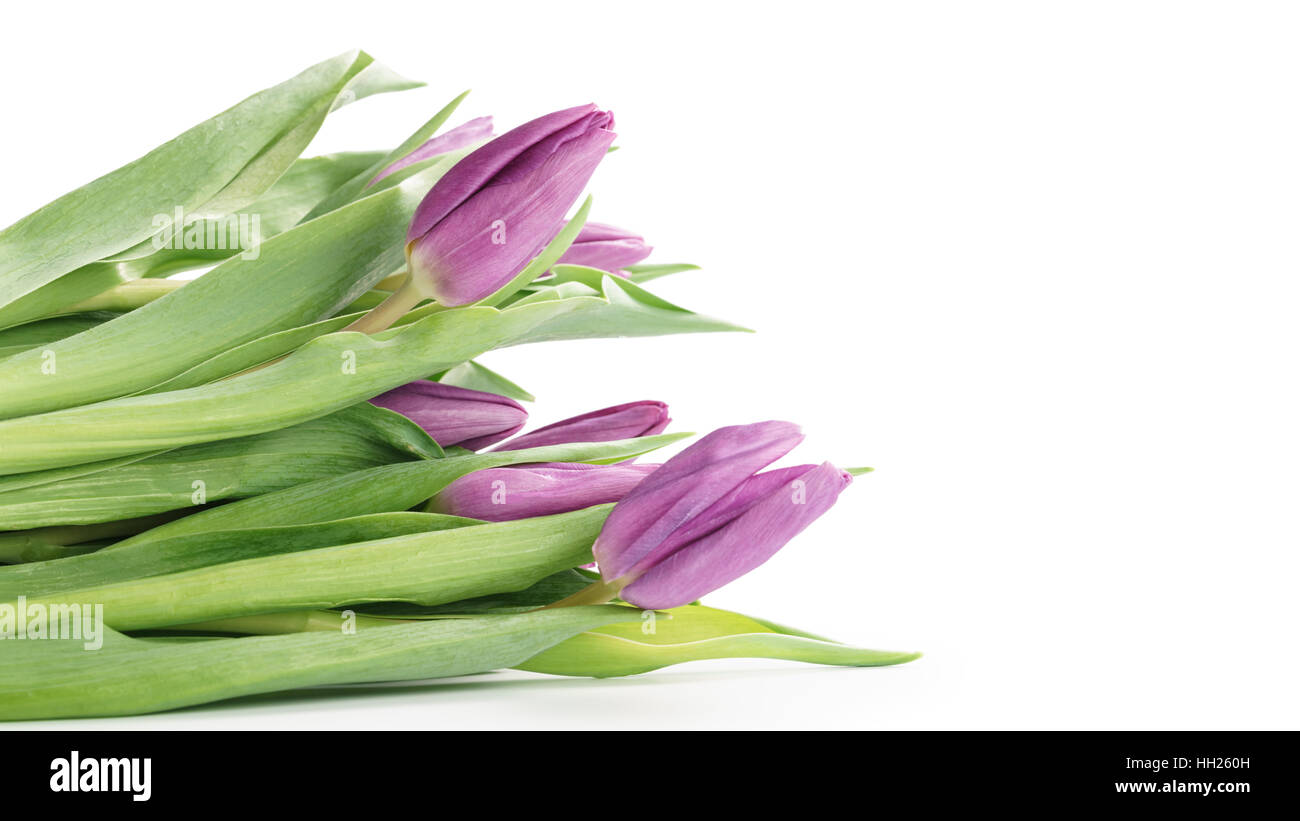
[435,360,534,402]
[15,505,612,631]
[0,513,181,564]
[135,258,738,394]
[0,152,388,331]
[133,601,922,679]
[352,569,594,617]
[0,264,132,332]
[0,159,453,420]
[151,570,595,633]
[107,433,686,550]
[0,314,113,359]
[140,312,361,393]
[506,273,751,343]
[0,403,439,529]
[515,604,922,677]
[0,512,477,600]
[113,151,387,279]
[620,262,702,284]
[0,296,598,473]
[300,90,473,221]
[0,50,417,317]
[0,607,637,720]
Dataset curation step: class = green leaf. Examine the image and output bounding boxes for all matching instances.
[0,51,417,316]
[0,263,132,332]
[300,90,474,220]
[134,252,732,394]
[0,281,726,476]
[506,271,751,344]
[0,403,439,530]
[356,569,594,617]
[0,294,605,473]
[0,537,109,565]
[15,505,614,631]
[0,161,448,420]
[435,360,535,402]
[337,289,394,313]
[621,262,702,284]
[0,150,388,331]
[0,511,477,600]
[0,452,164,495]
[150,569,596,632]
[140,312,361,393]
[339,145,477,204]
[516,604,922,677]
[111,151,386,280]
[0,607,638,720]
[0,315,114,359]
[54,278,183,314]
[107,433,686,552]
[0,515,184,565]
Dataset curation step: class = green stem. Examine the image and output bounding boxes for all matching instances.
[0,540,100,565]
[373,272,409,292]
[61,278,185,314]
[0,511,184,563]
[541,576,627,609]
[342,274,425,335]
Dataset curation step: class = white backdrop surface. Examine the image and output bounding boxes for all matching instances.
[1,1,1296,729]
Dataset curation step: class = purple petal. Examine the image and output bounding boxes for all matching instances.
[574,222,641,242]
[369,380,527,450]
[428,462,658,522]
[408,111,616,305]
[592,421,803,580]
[649,464,817,554]
[407,104,601,242]
[368,117,495,186]
[556,222,653,272]
[621,462,853,609]
[493,400,670,451]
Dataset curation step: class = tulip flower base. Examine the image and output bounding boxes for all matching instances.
[0,51,916,721]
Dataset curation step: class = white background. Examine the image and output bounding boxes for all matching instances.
[2,1,1297,729]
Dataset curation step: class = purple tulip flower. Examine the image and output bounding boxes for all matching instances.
[428,462,658,522]
[494,400,670,451]
[406,104,617,306]
[581,421,853,609]
[553,221,652,276]
[369,380,527,450]
[367,117,495,187]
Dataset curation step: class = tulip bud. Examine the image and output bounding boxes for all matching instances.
[368,380,527,450]
[493,400,670,452]
[367,117,495,187]
[428,462,658,522]
[554,221,652,275]
[406,104,616,306]
[556,421,853,609]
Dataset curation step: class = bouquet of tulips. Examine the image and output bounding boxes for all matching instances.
[0,51,916,720]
